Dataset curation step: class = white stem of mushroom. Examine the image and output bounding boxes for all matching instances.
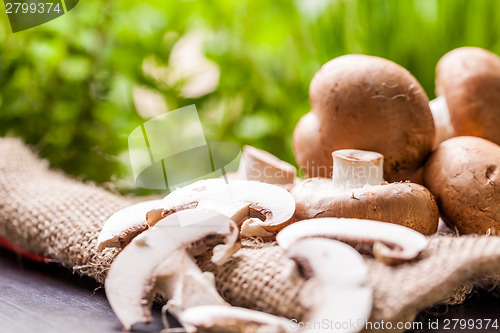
[332,149,385,192]
[429,96,454,148]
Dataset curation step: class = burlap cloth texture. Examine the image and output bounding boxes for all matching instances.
[1,138,499,332]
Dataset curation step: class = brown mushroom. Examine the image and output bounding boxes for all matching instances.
[292,149,439,235]
[431,47,500,147]
[423,136,500,235]
[293,54,435,181]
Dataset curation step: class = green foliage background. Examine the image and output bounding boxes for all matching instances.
[1,0,500,191]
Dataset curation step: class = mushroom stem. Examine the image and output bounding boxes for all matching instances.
[332,149,384,191]
[429,96,453,148]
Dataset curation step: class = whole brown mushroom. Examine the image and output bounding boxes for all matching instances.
[293,54,435,181]
[292,149,439,235]
[423,136,500,235]
[431,47,500,147]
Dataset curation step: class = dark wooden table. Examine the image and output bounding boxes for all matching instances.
[1,247,498,333]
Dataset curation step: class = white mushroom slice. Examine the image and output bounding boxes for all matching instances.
[99,179,295,252]
[150,179,295,237]
[277,218,428,265]
[178,305,291,333]
[236,145,297,187]
[286,238,372,333]
[152,249,229,322]
[97,200,160,252]
[105,209,240,331]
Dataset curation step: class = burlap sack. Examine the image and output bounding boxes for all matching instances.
[1,137,499,332]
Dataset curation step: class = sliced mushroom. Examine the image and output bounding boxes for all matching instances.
[292,149,439,235]
[154,179,296,238]
[293,54,435,181]
[423,136,500,235]
[104,209,240,331]
[285,238,372,333]
[98,179,296,251]
[234,145,297,188]
[177,239,372,333]
[152,249,228,322]
[277,217,428,265]
[431,47,500,148]
[97,199,160,252]
[178,305,291,333]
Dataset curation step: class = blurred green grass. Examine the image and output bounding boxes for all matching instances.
[1,0,500,191]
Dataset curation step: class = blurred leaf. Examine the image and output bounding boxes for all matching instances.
[1,0,500,193]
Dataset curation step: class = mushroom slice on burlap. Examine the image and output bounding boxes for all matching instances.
[150,179,296,238]
[104,209,240,331]
[277,217,428,265]
[233,145,297,189]
[285,238,372,333]
[98,179,296,251]
[97,199,160,252]
[176,238,372,333]
[178,305,291,333]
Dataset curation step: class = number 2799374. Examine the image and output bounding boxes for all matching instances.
[5,2,61,14]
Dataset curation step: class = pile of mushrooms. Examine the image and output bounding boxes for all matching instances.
[100,47,500,332]
[423,47,500,235]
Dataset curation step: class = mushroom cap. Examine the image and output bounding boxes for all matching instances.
[436,47,500,145]
[423,136,500,235]
[293,112,332,178]
[294,54,435,181]
[292,179,439,235]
